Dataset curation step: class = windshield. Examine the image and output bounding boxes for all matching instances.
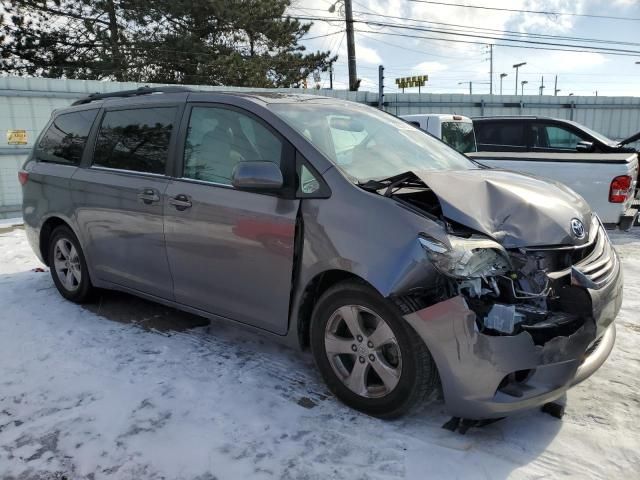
[269,101,475,182]
[441,121,477,153]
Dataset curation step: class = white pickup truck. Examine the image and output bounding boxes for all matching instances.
[466,151,639,229]
[401,114,638,229]
[400,114,477,153]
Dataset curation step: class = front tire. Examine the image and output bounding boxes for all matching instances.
[48,226,95,303]
[310,280,439,418]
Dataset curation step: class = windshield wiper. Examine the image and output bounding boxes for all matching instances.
[358,171,427,197]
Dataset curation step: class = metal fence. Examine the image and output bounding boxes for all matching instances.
[2,76,639,215]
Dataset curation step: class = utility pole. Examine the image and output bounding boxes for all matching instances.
[500,73,507,95]
[489,44,494,95]
[344,0,358,91]
[513,62,526,95]
[329,1,357,90]
[554,75,558,96]
[378,65,384,109]
[539,75,544,95]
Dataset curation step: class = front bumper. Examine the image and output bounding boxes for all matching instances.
[404,253,622,420]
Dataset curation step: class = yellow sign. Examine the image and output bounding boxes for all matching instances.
[7,129,28,145]
[395,75,428,89]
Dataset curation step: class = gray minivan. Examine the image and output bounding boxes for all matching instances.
[21,88,621,420]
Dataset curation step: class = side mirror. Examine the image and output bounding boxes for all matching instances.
[231,161,283,191]
[576,141,594,153]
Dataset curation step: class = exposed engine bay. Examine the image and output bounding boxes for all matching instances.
[366,172,610,348]
[356,169,619,418]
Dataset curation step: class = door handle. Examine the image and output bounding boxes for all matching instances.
[138,188,160,204]
[169,194,192,211]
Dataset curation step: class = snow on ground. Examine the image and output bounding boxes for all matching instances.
[0,226,639,480]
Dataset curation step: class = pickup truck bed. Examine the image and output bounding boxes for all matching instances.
[467,152,639,229]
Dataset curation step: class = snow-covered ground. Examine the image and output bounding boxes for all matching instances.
[1,226,639,480]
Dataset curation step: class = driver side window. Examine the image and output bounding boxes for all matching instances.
[183,107,283,185]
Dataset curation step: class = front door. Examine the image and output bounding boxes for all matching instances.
[164,104,299,334]
[72,106,179,299]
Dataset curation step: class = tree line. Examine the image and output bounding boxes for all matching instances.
[0,0,336,87]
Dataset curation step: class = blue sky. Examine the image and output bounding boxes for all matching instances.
[291,0,640,96]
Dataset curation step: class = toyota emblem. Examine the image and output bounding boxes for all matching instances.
[571,218,586,239]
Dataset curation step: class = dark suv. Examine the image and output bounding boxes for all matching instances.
[474,116,639,154]
[20,88,621,420]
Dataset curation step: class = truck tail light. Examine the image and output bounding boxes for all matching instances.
[609,175,632,203]
[18,170,29,186]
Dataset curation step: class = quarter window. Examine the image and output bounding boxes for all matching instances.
[93,107,176,174]
[183,107,283,185]
[36,110,98,164]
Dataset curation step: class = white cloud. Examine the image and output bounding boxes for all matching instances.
[353,44,382,65]
[411,61,448,74]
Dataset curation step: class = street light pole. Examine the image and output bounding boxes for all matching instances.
[499,73,507,95]
[521,80,528,95]
[513,62,526,95]
[458,81,472,95]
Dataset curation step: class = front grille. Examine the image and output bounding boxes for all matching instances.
[573,226,617,289]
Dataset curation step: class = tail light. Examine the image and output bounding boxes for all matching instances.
[18,170,29,186]
[609,175,632,203]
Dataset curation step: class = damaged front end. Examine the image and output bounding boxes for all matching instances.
[404,217,622,419]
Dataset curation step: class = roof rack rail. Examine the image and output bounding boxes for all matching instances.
[71,86,193,106]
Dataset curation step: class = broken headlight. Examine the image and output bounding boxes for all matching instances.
[419,235,511,279]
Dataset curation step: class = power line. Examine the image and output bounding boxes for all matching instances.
[353,28,640,57]
[303,30,344,40]
[357,31,479,60]
[352,10,640,47]
[407,0,640,22]
[289,15,640,56]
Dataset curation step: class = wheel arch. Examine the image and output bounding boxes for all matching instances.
[39,216,76,266]
[296,269,378,350]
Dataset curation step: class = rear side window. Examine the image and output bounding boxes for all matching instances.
[36,110,98,164]
[441,121,477,153]
[476,122,525,147]
[93,107,176,174]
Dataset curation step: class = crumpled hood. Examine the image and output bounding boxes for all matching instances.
[413,169,593,248]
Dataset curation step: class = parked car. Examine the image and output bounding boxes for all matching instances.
[21,88,621,420]
[473,115,639,154]
[400,114,477,153]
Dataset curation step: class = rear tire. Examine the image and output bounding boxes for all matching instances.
[310,280,439,418]
[48,226,95,303]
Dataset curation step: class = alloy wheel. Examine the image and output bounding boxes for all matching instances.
[53,238,82,292]
[324,305,402,398]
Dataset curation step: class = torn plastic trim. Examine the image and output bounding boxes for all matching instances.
[404,295,604,419]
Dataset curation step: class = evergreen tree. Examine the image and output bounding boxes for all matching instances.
[0,0,335,87]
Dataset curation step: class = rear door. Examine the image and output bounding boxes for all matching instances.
[475,120,528,152]
[163,103,299,334]
[71,105,180,299]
